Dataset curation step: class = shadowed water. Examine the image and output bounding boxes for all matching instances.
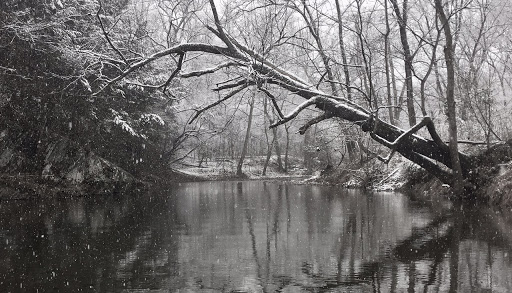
[0,181,511,292]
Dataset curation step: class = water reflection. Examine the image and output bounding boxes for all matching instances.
[0,181,511,292]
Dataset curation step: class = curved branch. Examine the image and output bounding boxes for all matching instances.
[298,112,333,135]
[270,96,319,128]
[92,43,233,95]
[97,0,128,64]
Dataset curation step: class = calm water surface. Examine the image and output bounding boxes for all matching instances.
[0,181,512,292]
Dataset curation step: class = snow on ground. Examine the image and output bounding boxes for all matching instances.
[371,160,420,191]
[175,156,308,180]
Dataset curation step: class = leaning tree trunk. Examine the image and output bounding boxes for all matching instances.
[96,0,476,193]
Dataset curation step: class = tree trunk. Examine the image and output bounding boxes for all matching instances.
[346,139,357,162]
[236,96,255,177]
[284,124,290,172]
[335,0,351,101]
[298,0,338,96]
[303,127,313,173]
[262,137,274,176]
[419,20,441,117]
[355,0,375,108]
[262,98,272,175]
[390,0,417,126]
[390,55,401,121]
[336,0,358,162]
[308,97,472,185]
[272,127,284,172]
[384,0,395,125]
[435,0,464,195]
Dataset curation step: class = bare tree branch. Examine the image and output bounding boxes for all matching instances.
[189,83,249,124]
[180,61,240,78]
[298,112,333,135]
[270,96,319,128]
[208,0,237,53]
[92,43,233,95]
[258,87,284,119]
[214,79,248,91]
[97,0,128,64]
[370,117,433,163]
[162,52,185,92]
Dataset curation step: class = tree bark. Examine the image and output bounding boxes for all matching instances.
[435,0,465,195]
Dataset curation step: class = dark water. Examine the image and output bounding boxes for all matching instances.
[1,181,512,292]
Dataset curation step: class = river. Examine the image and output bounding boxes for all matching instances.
[0,180,511,292]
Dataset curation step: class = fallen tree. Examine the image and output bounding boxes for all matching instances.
[92,0,479,195]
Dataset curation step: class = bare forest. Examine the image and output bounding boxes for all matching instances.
[1,0,512,198]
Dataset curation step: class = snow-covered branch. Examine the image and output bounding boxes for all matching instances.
[93,43,234,95]
[180,62,240,78]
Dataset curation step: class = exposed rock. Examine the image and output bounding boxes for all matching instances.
[1,136,136,184]
[63,152,135,183]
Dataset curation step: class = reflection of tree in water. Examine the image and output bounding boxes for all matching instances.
[0,190,182,292]
[294,207,512,292]
[230,183,512,292]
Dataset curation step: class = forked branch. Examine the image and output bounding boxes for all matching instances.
[270,96,319,128]
[92,43,233,95]
[259,87,284,119]
[97,0,128,65]
[162,53,185,92]
[369,116,448,164]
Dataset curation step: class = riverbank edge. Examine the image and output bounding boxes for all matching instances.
[314,161,512,206]
[1,152,510,210]
[0,165,313,199]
